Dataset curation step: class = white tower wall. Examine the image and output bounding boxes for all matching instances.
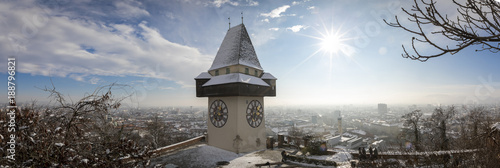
[207,96,265,153]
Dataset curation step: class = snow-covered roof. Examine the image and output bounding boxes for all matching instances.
[351,130,366,135]
[208,24,263,71]
[202,73,270,87]
[261,73,277,80]
[194,72,212,79]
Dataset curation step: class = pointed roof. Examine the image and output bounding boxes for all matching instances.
[208,24,263,71]
[194,72,212,79]
[261,73,277,80]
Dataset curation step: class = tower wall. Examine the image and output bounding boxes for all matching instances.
[197,24,275,154]
[207,96,265,153]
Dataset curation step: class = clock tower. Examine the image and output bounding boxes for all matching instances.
[195,24,276,153]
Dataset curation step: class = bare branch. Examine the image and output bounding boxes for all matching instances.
[386,0,500,61]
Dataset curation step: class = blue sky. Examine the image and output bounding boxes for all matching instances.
[1,0,499,107]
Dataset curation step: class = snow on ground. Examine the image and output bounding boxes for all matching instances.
[150,144,358,168]
[150,144,290,168]
[307,152,353,162]
[225,150,279,168]
[149,144,239,168]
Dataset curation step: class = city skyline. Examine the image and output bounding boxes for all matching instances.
[1,0,500,107]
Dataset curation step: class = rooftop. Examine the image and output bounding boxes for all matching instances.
[194,72,211,79]
[208,24,263,71]
[202,73,270,87]
[261,73,277,80]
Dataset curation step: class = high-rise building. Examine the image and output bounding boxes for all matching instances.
[337,111,342,137]
[195,24,277,153]
[378,103,388,115]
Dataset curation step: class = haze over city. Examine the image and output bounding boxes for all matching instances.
[1,0,500,107]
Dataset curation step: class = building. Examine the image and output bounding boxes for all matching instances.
[324,134,342,148]
[346,137,364,149]
[378,103,388,115]
[337,111,342,137]
[311,115,318,124]
[195,24,277,153]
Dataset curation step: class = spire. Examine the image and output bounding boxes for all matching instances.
[228,17,231,30]
[209,24,263,71]
[241,12,243,24]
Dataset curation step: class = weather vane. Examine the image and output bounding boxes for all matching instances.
[228,17,231,30]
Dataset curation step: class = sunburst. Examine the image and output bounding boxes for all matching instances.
[313,23,351,57]
[283,20,360,79]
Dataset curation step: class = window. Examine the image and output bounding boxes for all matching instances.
[254,70,258,76]
[226,68,230,74]
[245,68,249,74]
[215,70,219,76]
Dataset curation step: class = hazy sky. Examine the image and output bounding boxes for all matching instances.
[1,0,499,107]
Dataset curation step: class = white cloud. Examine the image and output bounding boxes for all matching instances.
[211,0,258,7]
[212,0,239,7]
[89,77,102,84]
[114,0,150,17]
[251,28,278,46]
[307,6,318,14]
[159,86,175,90]
[269,28,279,31]
[0,1,212,87]
[261,18,269,23]
[69,74,86,82]
[287,25,307,32]
[165,12,176,20]
[292,0,310,6]
[247,0,259,6]
[260,5,290,18]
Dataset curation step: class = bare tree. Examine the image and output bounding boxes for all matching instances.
[402,110,423,151]
[427,106,456,151]
[456,106,500,167]
[385,0,500,61]
[395,106,500,166]
[288,125,304,137]
[0,84,151,167]
[287,125,304,150]
[146,114,169,149]
[467,106,488,137]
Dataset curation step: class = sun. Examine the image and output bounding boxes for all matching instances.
[320,33,344,55]
[284,21,356,78]
[315,25,350,57]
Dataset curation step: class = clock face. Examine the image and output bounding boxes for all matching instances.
[209,99,228,128]
[246,100,263,128]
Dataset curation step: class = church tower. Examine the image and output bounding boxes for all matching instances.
[195,24,277,153]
